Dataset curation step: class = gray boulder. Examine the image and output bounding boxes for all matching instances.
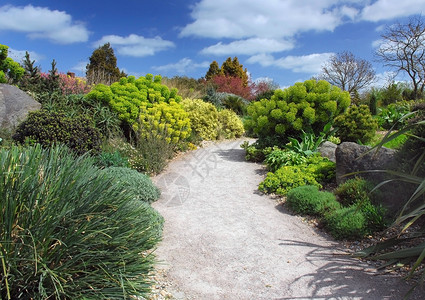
[318,141,337,162]
[0,84,41,130]
[335,142,408,213]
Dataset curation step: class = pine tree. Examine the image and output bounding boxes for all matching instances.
[86,43,123,85]
[19,51,41,92]
[220,57,248,86]
[205,61,221,80]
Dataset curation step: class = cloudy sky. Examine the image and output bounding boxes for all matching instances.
[1,0,424,87]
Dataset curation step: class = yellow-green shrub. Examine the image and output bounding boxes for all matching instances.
[182,98,219,140]
[86,74,182,126]
[218,109,245,139]
[136,100,191,145]
[244,80,350,142]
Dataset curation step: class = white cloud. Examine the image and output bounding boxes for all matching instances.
[0,5,89,44]
[180,0,353,40]
[93,34,175,57]
[71,61,88,75]
[247,52,334,74]
[200,38,294,56]
[153,58,210,74]
[8,48,43,63]
[361,0,425,22]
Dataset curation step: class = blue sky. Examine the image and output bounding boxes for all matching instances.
[1,0,424,88]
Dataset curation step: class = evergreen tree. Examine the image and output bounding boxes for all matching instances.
[19,51,42,92]
[205,61,220,80]
[46,59,60,92]
[86,43,123,85]
[220,57,248,86]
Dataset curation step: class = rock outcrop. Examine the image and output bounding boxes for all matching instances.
[318,141,337,162]
[0,84,41,130]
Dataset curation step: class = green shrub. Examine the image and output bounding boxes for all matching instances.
[259,154,335,196]
[93,150,130,168]
[334,177,387,233]
[334,177,375,206]
[218,109,245,139]
[0,145,163,299]
[334,105,378,144]
[12,110,102,155]
[86,74,182,127]
[222,94,248,115]
[244,80,350,142]
[136,100,191,146]
[182,98,219,140]
[264,149,307,172]
[376,101,413,130]
[286,185,341,216]
[324,206,367,240]
[103,167,160,203]
[259,166,321,196]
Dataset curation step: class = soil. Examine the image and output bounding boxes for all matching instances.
[151,138,425,300]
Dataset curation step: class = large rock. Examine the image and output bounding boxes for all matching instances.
[336,142,396,185]
[336,142,410,213]
[0,84,41,130]
[318,141,337,162]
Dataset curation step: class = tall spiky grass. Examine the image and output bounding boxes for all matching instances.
[0,144,163,299]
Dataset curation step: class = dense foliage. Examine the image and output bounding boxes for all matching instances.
[0,145,163,299]
[244,80,350,144]
[0,44,24,84]
[12,110,103,155]
[259,153,335,196]
[182,98,219,140]
[286,185,340,216]
[137,100,191,145]
[218,109,245,139]
[334,104,378,144]
[86,75,182,127]
[103,166,161,203]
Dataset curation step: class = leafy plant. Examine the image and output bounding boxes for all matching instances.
[93,150,130,168]
[286,185,341,216]
[334,104,378,144]
[0,145,163,299]
[264,149,307,172]
[285,122,336,156]
[376,101,413,130]
[259,154,336,196]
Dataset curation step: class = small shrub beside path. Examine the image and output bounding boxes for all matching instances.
[151,139,424,300]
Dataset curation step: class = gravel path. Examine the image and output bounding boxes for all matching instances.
[152,139,424,300]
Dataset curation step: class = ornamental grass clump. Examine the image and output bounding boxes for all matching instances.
[0,145,163,299]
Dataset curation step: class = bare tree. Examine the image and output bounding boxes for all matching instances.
[375,16,425,100]
[320,51,376,96]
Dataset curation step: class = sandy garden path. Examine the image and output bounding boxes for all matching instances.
[152,139,424,300]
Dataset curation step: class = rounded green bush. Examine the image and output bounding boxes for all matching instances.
[286,185,341,216]
[182,98,219,140]
[12,110,102,155]
[103,167,160,203]
[324,206,367,240]
[244,80,350,142]
[334,177,375,206]
[334,104,378,144]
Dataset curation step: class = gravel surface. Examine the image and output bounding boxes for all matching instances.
[151,138,425,300]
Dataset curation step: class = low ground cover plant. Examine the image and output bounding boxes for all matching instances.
[0,145,163,299]
[259,153,335,196]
